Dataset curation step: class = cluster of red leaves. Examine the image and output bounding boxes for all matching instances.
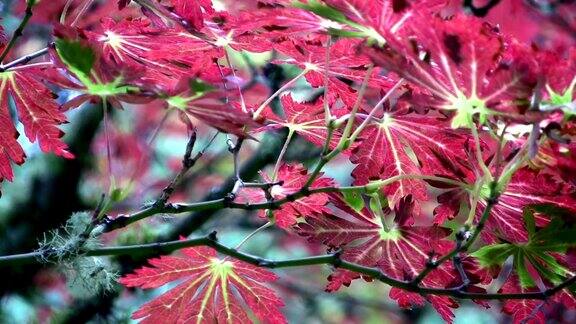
[1,0,576,323]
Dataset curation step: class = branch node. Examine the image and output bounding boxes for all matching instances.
[455,228,468,241]
[487,196,499,205]
[207,231,218,242]
[426,259,438,269]
[258,259,273,267]
[332,249,343,268]
[224,192,236,202]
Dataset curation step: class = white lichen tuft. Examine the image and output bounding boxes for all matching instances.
[65,256,119,298]
[36,211,117,297]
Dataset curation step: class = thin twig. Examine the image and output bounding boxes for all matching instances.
[322,35,332,122]
[272,129,295,181]
[0,46,49,72]
[227,137,245,198]
[102,174,469,232]
[234,221,273,249]
[0,1,35,63]
[450,229,471,291]
[155,130,200,206]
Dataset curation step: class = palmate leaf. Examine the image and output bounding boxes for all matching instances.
[350,107,466,210]
[435,164,576,244]
[499,275,547,324]
[258,94,339,148]
[294,0,446,44]
[475,169,576,244]
[363,14,536,128]
[274,38,390,107]
[500,274,576,324]
[473,205,576,288]
[165,90,258,137]
[236,6,356,39]
[0,66,73,182]
[120,246,286,324]
[473,205,576,323]
[296,194,461,322]
[52,32,144,111]
[86,18,222,90]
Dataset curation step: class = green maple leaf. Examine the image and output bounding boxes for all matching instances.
[472,204,576,288]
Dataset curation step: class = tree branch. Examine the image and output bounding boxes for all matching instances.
[2,233,574,301]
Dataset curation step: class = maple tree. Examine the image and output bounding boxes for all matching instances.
[0,0,575,323]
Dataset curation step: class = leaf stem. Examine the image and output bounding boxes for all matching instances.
[322,35,332,123]
[102,99,114,192]
[349,78,404,143]
[465,181,483,225]
[0,1,35,63]
[224,48,247,112]
[234,222,272,249]
[338,64,374,150]
[253,68,309,119]
[272,128,295,182]
[470,124,491,179]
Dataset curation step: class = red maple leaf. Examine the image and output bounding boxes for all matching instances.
[350,106,466,209]
[306,0,448,47]
[47,57,147,111]
[500,278,576,324]
[0,66,73,182]
[499,275,546,324]
[46,27,153,111]
[322,0,442,34]
[235,6,352,39]
[476,168,576,244]
[258,94,339,148]
[120,246,286,324]
[238,163,333,228]
[274,37,389,107]
[86,18,224,90]
[187,11,275,54]
[433,157,576,243]
[296,194,461,321]
[363,14,536,128]
[170,0,214,30]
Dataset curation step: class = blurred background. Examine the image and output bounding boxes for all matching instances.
[0,0,574,323]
